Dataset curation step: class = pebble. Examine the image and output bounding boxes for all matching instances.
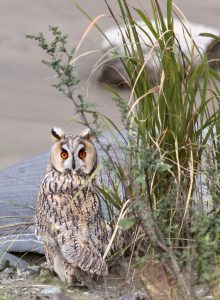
[40,286,62,295]
[195,287,209,297]
[17,266,40,277]
[2,267,15,277]
[40,268,51,277]
[118,292,146,300]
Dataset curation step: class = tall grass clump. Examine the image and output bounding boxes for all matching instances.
[98,0,220,298]
[27,0,220,298]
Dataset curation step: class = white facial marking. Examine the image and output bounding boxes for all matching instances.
[75,144,85,171]
[61,145,72,170]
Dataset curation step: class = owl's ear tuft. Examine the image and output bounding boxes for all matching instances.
[80,128,96,141]
[51,127,66,141]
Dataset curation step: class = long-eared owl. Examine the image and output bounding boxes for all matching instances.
[36,127,109,285]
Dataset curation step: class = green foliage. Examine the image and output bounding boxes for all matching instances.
[132,255,148,270]
[26,26,105,140]
[119,217,136,230]
[27,27,79,96]
[0,294,10,300]
[192,212,220,282]
[100,0,220,297]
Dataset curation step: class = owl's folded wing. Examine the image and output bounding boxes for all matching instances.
[56,235,108,276]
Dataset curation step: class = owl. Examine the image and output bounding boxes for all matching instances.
[36,127,109,285]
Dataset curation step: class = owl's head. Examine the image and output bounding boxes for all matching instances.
[50,127,97,175]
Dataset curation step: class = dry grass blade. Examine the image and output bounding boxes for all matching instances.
[72,14,107,59]
[103,199,131,260]
[127,86,160,117]
[70,49,103,65]
[0,224,34,265]
[178,145,194,236]
[0,222,34,230]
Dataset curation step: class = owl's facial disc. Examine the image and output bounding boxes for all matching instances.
[61,145,74,171]
[74,140,97,175]
[50,131,97,174]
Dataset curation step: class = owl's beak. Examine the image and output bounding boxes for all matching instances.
[72,159,75,170]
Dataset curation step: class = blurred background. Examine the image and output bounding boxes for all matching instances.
[0,0,220,170]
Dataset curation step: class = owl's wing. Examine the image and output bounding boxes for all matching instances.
[50,194,108,276]
[55,232,108,276]
[39,214,108,276]
[38,191,108,276]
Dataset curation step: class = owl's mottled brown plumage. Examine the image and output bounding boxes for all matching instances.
[36,128,109,285]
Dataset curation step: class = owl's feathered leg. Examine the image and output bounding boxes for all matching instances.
[44,242,55,272]
[44,242,96,286]
[44,242,74,285]
[63,262,84,285]
[62,262,76,284]
[63,261,97,288]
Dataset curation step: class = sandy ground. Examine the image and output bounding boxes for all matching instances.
[1,0,220,170]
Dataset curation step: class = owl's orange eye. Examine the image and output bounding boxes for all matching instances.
[61,150,68,159]
[78,149,86,159]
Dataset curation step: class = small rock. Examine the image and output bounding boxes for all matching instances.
[195,287,209,297]
[0,258,10,271]
[31,265,41,274]
[17,265,41,277]
[41,286,62,295]
[136,293,146,300]
[40,269,51,277]
[118,292,146,300]
[2,267,15,277]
